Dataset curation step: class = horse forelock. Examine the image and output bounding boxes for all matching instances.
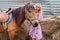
[25,4,35,10]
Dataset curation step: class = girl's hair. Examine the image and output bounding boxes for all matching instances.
[34,3,42,12]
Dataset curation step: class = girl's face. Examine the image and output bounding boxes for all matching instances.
[35,6,40,10]
[34,6,40,13]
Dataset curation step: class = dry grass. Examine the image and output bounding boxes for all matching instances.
[0,16,60,40]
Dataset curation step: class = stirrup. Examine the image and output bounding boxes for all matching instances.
[2,22,7,30]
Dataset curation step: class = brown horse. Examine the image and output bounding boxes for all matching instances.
[0,3,39,40]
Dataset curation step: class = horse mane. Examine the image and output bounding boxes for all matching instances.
[11,4,35,27]
[12,7,25,27]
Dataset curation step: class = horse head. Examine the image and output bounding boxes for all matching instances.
[11,3,39,27]
[24,3,39,27]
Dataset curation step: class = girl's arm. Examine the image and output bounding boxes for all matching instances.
[39,5,43,22]
[38,14,43,23]
[38,10,43,23]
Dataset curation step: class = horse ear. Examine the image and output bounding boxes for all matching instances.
[23,1,28,5]
[24,2,30,6]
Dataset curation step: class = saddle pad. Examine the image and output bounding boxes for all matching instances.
[6,13,12,24]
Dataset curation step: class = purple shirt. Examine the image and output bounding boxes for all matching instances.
[37,13,43,21]
[29,13,43,39]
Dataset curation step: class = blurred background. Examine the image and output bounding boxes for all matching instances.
[0,0,60,16]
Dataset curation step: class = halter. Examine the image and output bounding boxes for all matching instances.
[27,18,38,27]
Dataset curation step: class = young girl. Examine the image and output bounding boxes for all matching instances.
[29,3,43,40]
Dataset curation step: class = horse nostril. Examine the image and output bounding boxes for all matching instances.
[33,22,38,27]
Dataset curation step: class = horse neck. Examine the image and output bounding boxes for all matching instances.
[12,7,25,27]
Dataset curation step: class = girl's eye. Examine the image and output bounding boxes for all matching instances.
[37,7,39,8]
[36,6,40,8]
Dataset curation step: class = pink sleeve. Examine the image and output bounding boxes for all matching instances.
[38,13,43,21]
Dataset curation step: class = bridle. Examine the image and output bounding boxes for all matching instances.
[27,18,38,27]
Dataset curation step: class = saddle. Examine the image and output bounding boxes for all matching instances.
[0,13,12,30]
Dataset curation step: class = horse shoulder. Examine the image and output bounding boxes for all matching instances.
[7,18,18,32]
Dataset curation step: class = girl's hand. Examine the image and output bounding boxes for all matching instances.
[39,20,43,23]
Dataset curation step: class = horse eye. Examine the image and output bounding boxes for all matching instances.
[28,10,31,13]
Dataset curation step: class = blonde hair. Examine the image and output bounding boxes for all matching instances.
[34,3,42,13]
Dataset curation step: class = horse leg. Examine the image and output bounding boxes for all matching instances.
[8,30,16,40]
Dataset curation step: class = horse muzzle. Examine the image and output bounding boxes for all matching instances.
[27,18,39,27]
[33,22,39,27]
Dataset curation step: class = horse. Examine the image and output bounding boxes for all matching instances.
[0,3,39,40]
